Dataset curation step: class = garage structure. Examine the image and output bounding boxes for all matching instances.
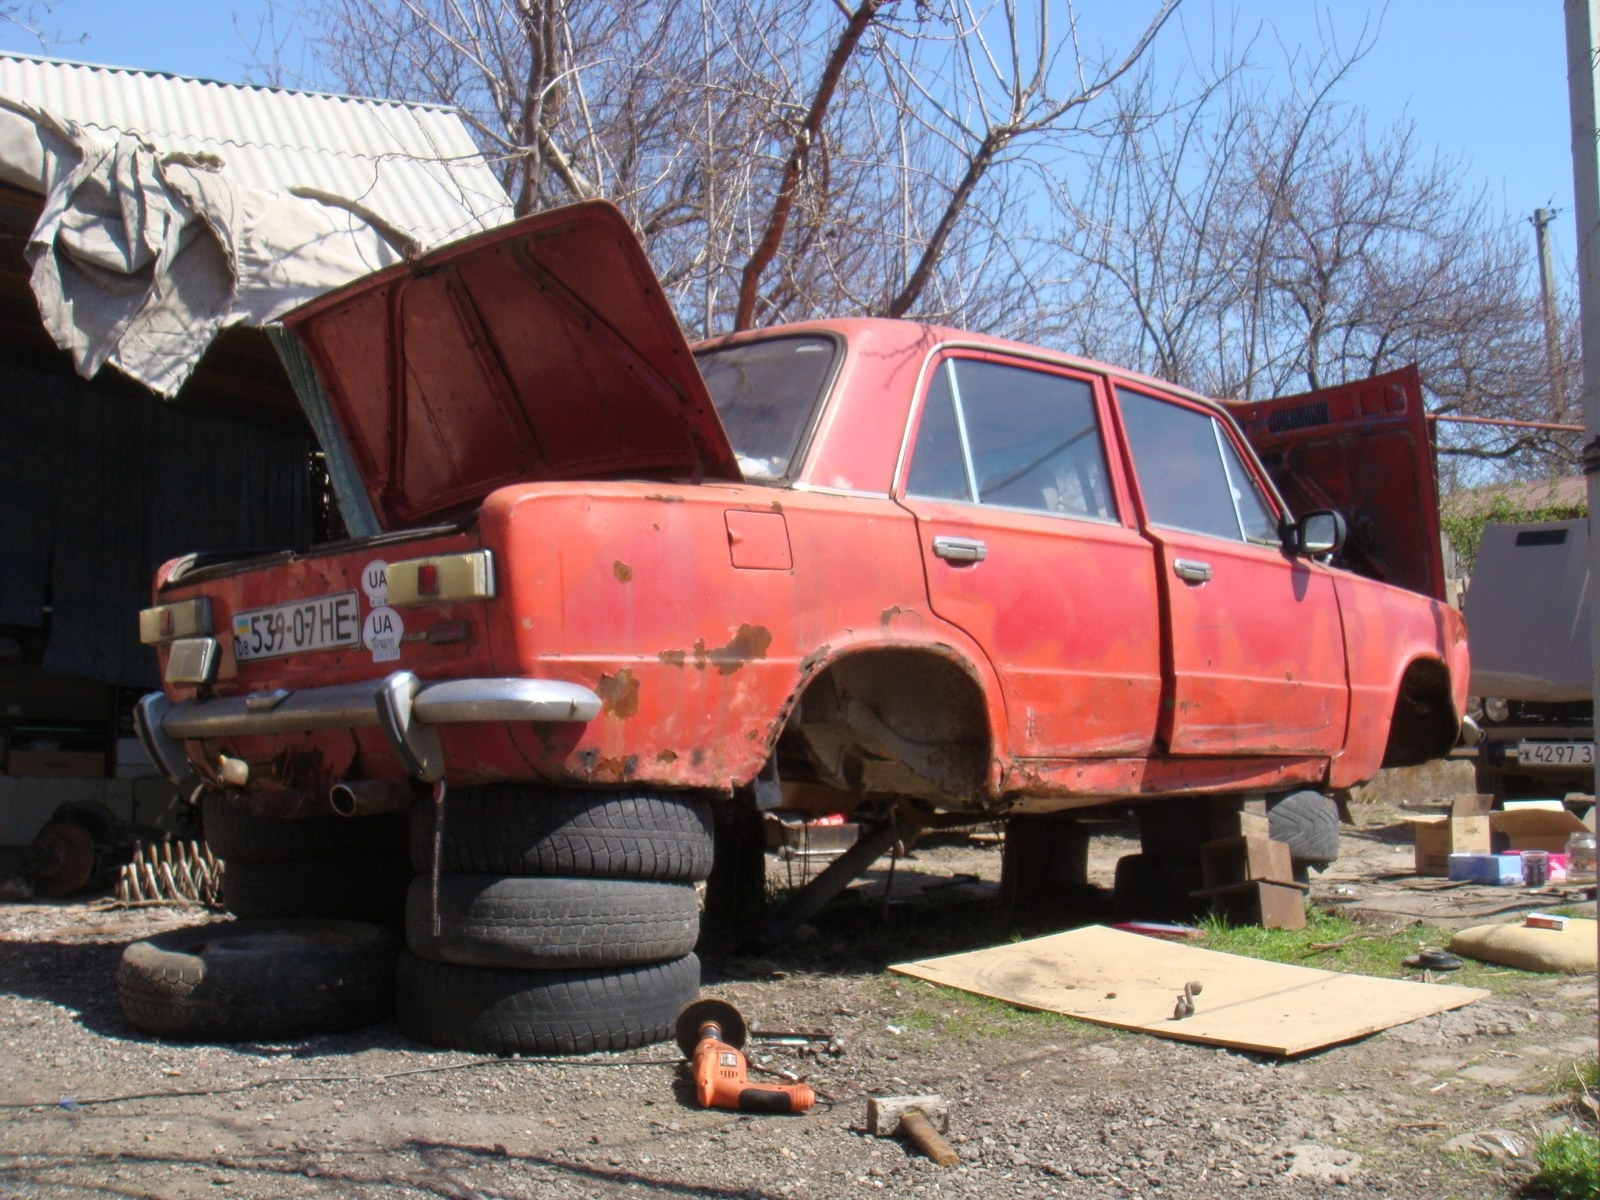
[0,51,510,867]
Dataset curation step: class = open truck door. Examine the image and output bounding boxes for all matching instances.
[1229,365,1446,602]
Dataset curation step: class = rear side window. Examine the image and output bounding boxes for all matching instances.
[697,336,837,481]
[906,358,1116,521]
[1119,390,1279,544]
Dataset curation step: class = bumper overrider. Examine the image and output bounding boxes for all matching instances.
[133,672,602,785]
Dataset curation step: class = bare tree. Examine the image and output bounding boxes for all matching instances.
[1049,27,1576,485]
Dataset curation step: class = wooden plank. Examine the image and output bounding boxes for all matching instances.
[889,925,1487,1057]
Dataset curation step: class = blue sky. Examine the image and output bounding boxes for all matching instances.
[0,1,1581,272]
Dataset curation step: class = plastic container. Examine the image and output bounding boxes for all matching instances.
[1564,831,1597,884]
[1520,849,1549,887]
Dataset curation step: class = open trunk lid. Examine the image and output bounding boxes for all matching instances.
[1230,365,1447,601]
[283,200,741,530]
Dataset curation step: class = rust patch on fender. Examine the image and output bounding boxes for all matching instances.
[644,493,686,503]
[658,649,687,666]
[691,623,774,675]
[880,605,908,626]
[656,749,678,764]
[613,561,634,583]
[596,668,640,718]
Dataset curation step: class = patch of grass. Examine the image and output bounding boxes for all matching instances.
[892,979,1090,1044]
[1528,1129,1598,1200]
[1194,908,1540,991]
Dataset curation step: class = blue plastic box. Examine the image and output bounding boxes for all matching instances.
[1447,852,1524,885]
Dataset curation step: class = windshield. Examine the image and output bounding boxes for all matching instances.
[696,335,838,481]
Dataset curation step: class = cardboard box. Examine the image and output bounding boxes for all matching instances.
[5,749,106,778]
[1407,793,1493,875]
[1490,801,1594,854]
[1447,852,1524,885]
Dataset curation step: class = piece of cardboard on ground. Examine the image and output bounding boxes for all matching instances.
[1406,793,1492,875]
[890,925,1487,1057]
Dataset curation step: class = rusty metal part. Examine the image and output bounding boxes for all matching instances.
[113,839,222,906]
[1171,979,1203,1020]
[27,821,97,898]
[752,816,907,950]
[329,780,416,817]
[867,1095,958,1167]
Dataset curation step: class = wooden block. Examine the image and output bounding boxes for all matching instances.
[1200,835,1293,889]
[1197,880,1308,930]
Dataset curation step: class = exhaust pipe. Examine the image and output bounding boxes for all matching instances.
[330,780,416,817]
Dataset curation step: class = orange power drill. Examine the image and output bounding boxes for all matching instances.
[674,999,816,1114]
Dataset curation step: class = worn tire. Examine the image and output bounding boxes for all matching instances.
[203,793,407,864]
[221,854,410,924]
[409,786,714,881]
[117,919,399,1041]
[396,951,699,1055]
[406,875,700,968]
[1266,790,1341,867]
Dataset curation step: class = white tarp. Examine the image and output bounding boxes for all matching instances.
[0,95,411,397]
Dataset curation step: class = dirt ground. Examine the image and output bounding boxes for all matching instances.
[1,794,1596,1200]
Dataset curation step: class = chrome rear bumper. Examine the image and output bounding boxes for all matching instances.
[134,672,600,785]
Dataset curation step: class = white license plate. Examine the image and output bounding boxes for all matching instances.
[1516,740,1595,767]
[232,591,362,662]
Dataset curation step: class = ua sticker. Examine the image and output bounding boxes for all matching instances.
[361,560,389,606]
[363,606,403,662]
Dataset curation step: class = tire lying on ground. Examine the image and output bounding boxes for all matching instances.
[202,793,407,863]
[408,786,714,881]
[396,950,699,1055]
[221,854,411,925]
[406,875,700,969]
[117,919,399,1041]
[1265,789,1341,867]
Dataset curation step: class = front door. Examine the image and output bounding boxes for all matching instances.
[1114,385,1350,758]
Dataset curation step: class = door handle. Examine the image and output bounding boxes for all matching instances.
[932,536,988,563]
[1173,558,1212,583]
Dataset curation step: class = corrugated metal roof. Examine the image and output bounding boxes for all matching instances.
[0,52,512,246]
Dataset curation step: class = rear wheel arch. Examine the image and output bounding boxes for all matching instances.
[1381,656,1460,768]
[776,643,997,806]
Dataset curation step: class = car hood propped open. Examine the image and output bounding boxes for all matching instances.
[283,200,741,530]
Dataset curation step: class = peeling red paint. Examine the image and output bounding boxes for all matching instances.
[596,668,640,718]
[613,561,634,583]
[688,624,774,675]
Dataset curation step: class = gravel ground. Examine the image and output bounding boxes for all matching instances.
[1,804,1595,1199]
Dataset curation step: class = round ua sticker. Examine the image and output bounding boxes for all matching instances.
[363,606,403,662]
[361,560,389,606]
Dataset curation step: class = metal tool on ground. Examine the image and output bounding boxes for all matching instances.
[866,1094,958,1167]
[674,998,816,1114]
[1171,979,1203,1020]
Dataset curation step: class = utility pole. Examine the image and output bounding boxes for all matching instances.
[1533,207,1568,413]
[1562,1,1600,803]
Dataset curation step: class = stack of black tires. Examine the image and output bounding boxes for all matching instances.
[397,785,712,1055]
[203,793,411,923]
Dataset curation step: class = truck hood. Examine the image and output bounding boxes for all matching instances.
[283,200,741,529]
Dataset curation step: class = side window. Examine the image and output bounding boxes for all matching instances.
[907,359,1115,521]
[1119,390,1280,544]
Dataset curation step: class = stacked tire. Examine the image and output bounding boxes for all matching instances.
[203,793,411,925]
[397,785,711,1056]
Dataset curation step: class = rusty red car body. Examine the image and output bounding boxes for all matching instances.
[134,201,1468,829]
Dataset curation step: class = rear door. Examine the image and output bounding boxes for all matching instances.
[897,353,1164,760]
[1228,366,1445,600]
[1114,385,1350,758]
